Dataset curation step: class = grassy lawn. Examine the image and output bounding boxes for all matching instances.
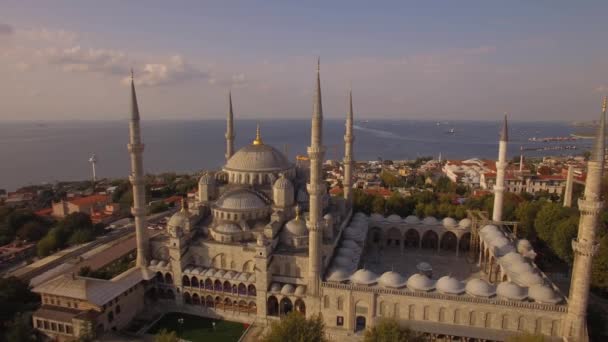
[147,312,247,342]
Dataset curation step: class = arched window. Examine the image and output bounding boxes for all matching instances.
[323,295,330,309]
[247,284,257,296]
[337,297,344,311]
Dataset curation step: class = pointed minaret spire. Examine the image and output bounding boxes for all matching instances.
[492,113,508,222]
[500,113,508,142]
[127,71,148,267]
[343,86,355,207]
[563,96,606,340]
[225,90,235,161]
[307,58,326,298]
[253,122,263,145]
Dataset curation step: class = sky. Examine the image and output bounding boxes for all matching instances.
[1,0,608,122]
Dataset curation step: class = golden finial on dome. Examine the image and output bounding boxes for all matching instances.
[252,122,263,145]
[295,205,301,220]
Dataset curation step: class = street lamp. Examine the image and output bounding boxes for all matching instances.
[177,317,184,337]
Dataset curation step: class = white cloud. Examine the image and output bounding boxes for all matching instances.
[42,45,129,75]
[121,55,208,87]
[18,27,78,45]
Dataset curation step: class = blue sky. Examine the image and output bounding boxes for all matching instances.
[1,0,607,121]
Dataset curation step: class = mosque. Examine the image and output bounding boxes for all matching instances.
[31,64,606,342]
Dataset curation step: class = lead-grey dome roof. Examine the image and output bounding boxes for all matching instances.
[225,144,291,172]
[216,189,267,211]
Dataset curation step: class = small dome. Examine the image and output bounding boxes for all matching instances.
[273,175,293,190]
[327,268,351,282]
[270,283,281,292]
[281,284,295,295]
[528,284,561,304]
[324,213,333,220]
[248,273,256,282]
[378,271,408,289]
[370,213,384,222]
[168,210,189,228]
[157,260,167,268]
[215,222,242,234]
[458,218,472,229]
[284,216,308,236]
[149,260,158,266]
[387,214,402,223]
[342,240,360,250]
[192,267,203,275]
[496,281,528,301]
[516,271,544,287]
[480,224,500,235]
[495,244,516,257]
[407,274,435,291]
[436,276,465,295]
[422,216,438,225]
[405,215,420,224]
[216,189,267,211]
[204,268,216,277]
[442,217,458,229]
[344,229,363,241]
[509,261,535,274]
[199,173,214,185]
[224,270,237,280]
[294,285,306,296]
[333,256,353,268]
[500,252,526,266]
[350,269,378,285]
[215,270,226,278]
[465,278,495,298]
[337,248,356,259]
[237,273,250,282]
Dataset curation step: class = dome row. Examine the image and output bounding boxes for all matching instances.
[326,268,562,304]
[370,214,471,229]
[269,283,306,296]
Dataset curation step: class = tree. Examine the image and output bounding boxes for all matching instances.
[363,318,424,342]
[36,233,58,257]
[592,234,608,296]
[534,203,570,243]
[506,333,546,342]
[16,221,49,242]
[68,229,95,245]
[261,312,327,342]
[372,197,386,215]
[149,201,169,214]
[515,201,543,239]
[154,329,179,342]
[0,277,39,329]
[551,215,579,264]
[4,314,37,342]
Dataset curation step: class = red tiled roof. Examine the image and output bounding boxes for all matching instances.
[68,195,109,206]
[329,187,342,195]
[364,188,392,197]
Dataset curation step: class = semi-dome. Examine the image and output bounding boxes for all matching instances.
[215,222,242,234]
[216,189,267,211]
[350,269,378,285]
[500,252,526,266]
[204,268,216,277]
[270,283,281,292]
[442,217,458,229]
[407,274,435,291]
[480,224,499,235]
[405,215,420,224]
[509,261,534,274]
[224,270,237,280]
[281,284,295,295]
[215,270,226,278]
[237,273,250,282]
[294,285,306,296]
[273,175,293,190]
[516,271,544,287]
[496,281,527,301]
[465,278,495,298]
[528,284,561,304]
[387,214,402,223]
[199,173,214,185]
[378,271,407,289]
[327,268,352,282]
[436,276,465,294]
[423,216,438,225]
[225,143,291,172]
[458,218,472,229]
[168,209,189,228]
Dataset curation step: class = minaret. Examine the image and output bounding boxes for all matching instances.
[343,88,355,207]
[563,164,574,207]
[519,146,524,173]
[307,58,326,297]
[563,97,606,341]
[128,71,148,267]
[492,114,508,222]
[225,90,235,161]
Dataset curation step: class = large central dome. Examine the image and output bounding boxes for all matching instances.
[225,143,291,172]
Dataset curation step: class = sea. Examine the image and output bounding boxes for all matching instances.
[0,119,591,191]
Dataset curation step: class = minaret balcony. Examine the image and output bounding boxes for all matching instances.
[577,198,604,215]
[571,238,600,257]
